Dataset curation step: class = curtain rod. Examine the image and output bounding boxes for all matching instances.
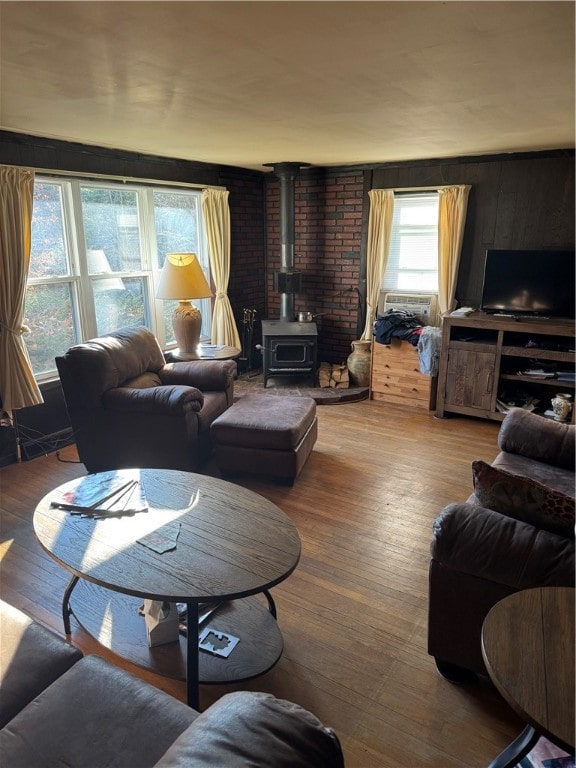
[390,187,439,193]
[0,163,226,191]
[377,185,471,193]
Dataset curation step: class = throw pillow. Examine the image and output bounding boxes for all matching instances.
[471,460,575,538]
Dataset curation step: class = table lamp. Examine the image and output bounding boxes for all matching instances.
[156,253,212,359]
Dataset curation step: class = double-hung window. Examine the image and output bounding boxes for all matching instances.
[26,177,210,380]
[381,191,439,293]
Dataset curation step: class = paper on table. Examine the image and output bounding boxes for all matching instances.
[137,522,181,554]
[51,475,139,512]
[90,481,148,517]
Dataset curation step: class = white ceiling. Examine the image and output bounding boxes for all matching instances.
[1,1,574,172]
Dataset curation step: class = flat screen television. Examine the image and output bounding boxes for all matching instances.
[480,249,575,319]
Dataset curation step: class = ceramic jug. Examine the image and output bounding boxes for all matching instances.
[551,392,573,422]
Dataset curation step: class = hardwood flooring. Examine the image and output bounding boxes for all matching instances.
[0,399,525,767]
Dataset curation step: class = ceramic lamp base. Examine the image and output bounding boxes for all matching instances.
[172,301,202,358]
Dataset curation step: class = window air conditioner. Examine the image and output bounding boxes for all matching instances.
[382,292,436,322]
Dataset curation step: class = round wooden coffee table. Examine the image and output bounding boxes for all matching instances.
[482,586,575,768]
[33,469,301,710]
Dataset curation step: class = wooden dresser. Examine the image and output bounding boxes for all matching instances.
[370,338,437,410]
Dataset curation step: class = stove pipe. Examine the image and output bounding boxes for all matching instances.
[265,161,310,322]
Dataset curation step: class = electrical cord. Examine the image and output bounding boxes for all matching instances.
[2,411,76,461]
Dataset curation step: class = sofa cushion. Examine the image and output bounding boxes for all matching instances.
[472,460,575,538]
[431,503,575,589]
[57,327,167,409]
[0,600,83,728]
[491,450,575,498]
[497,407,575,471]
[123,372,163,388]
[155,691,344,768]
[0,655,197,768]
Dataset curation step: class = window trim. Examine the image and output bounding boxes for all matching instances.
[381,189,440,295]
[27,175,212,381]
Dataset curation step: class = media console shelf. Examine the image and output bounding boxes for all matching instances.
[436,312,575,422]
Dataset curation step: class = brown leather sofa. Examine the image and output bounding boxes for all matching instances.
[56,327,237,473]
[428,408,575,682]
[0,600,345,767]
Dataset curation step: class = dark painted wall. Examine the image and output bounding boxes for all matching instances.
[0,132,574,464]
[369,152,575,309]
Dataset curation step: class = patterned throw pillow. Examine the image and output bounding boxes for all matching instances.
[471,460,575,538]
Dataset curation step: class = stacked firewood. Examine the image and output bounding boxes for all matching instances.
[318,362,349,388]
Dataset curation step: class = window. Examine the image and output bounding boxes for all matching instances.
[381,192,439,293]
[26,177,210,379]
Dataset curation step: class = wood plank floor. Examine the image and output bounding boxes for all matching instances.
[0,399,525,767]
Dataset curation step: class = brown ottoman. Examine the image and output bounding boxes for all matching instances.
[210,394,317,484]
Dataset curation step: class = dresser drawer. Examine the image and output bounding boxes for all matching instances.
[372,340,421,373]
[370,338,436,410]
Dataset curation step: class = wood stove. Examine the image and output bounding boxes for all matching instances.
[261,162,318,387]
[261,320,318,388]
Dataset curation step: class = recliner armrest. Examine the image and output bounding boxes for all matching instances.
[497,407,575,470]
[104,385,204,414]
[431,502,575,590]
[159,360,237,392]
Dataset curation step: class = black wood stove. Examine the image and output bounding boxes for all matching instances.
[261,162,319,388]
[261,320,318,388]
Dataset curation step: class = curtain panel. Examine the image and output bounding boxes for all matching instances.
[201,189,241,349]
[366,185,471,328]
[438,185,471,315]
[0,166,43,413]
[362,189,395,340]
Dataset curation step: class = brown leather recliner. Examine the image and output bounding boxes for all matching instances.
[56,327,237,473]
[428,408,575,682]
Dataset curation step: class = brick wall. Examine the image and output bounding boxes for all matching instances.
[266,168,366,365]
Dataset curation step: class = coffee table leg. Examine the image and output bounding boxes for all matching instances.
[263,589,277,619]
[186,601,200,710]
[487,724,540,768]
[62,575,79,635]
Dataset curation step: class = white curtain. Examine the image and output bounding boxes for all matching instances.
[0,166,43,413]
[438,185,471,315]
[361,189,395,340]
[201,188,241,349]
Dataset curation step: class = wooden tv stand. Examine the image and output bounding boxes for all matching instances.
[435,312,575,422]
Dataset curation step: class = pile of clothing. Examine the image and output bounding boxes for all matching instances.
[373,309,442,377]
[374,309,422,346]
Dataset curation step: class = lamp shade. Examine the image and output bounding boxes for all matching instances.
[87,249,125,292]
[156,253,212,300]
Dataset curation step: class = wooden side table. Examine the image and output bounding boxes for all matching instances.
[164,344,241,363]
[167,344,241,361]
[481,587,575,768]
